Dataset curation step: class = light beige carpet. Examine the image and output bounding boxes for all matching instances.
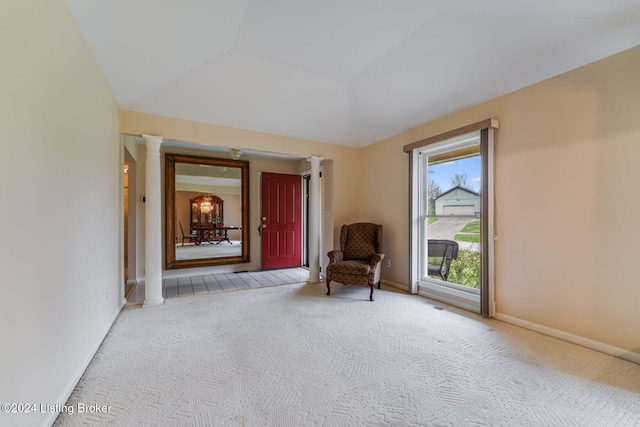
[55,283,640,426]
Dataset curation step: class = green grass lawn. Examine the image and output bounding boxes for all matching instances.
[454,220,480,243]
[459,220,480,233]
[427,218,439,225]
[454,233,480,243]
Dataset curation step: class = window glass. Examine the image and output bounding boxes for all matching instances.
[425,148,481,289]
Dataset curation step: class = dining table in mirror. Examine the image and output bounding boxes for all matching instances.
[165,153,249,269]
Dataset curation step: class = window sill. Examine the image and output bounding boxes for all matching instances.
[417,280,480,314]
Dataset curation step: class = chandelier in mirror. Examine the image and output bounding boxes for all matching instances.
[228,148,242,160]
[200,195,213,213]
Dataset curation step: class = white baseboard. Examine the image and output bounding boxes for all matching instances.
[382,280,639,366]
[43,303,124,427]
[494,313,640,366]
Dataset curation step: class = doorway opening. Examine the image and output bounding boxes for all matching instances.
[303,174,310,267]
[124,147,137,299]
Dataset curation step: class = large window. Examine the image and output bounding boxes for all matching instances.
[406,120,497,316]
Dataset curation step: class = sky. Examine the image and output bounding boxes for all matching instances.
[429,156,481,193]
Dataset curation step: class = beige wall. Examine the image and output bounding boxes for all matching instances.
[0,1,122,426]
[361,45,640,356]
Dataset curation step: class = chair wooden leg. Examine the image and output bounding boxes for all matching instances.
[326,281,331,296]
[378,281,381,289]
[369,284,374,301]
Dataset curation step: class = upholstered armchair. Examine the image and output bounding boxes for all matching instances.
[326,223,385,301]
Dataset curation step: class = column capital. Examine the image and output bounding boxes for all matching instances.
[142,134,163,151]
[307,155,324,164]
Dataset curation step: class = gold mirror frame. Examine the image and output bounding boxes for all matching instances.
[165,153,250,269]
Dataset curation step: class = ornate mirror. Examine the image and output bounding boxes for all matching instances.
[166,153,249,269]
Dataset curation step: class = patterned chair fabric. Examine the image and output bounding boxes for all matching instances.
[326,223,385,301]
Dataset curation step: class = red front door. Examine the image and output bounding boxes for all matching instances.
[261,172,302,269]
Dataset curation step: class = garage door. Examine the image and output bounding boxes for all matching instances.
[442,205,475,215]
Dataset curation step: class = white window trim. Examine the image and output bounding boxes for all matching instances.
[406,120,498,317]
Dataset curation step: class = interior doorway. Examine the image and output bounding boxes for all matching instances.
[124,161,129,286]
[303,174,310,267]
[124,147,137,299]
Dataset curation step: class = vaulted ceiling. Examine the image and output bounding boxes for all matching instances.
[66,0,640,147]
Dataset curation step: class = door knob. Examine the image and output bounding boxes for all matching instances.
[262,224,267,228]
[262,216,267,220]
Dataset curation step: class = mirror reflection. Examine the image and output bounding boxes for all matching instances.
[166,154,249,269]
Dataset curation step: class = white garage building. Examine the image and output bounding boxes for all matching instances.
[435,186,480,216]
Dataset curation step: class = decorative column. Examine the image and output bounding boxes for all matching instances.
[307,156,324,283]
[142,134,164,307]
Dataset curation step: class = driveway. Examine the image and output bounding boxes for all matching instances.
[427,216,480,251]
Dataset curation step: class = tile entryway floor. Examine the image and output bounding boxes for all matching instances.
[126,267,310,304]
